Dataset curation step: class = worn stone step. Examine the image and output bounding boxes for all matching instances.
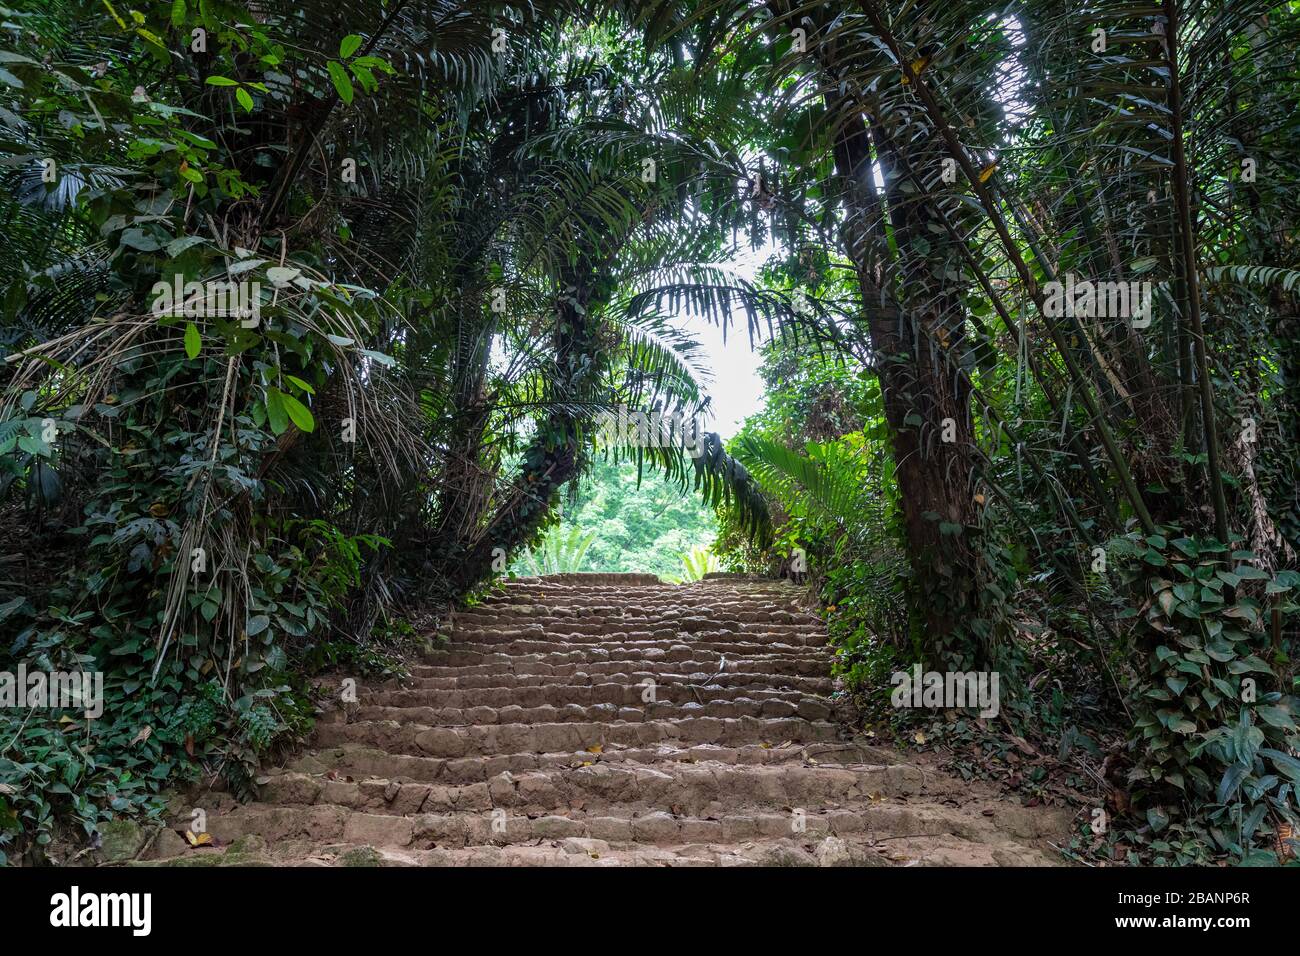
[147,834,896,867]
[423,644,827,670]
[359,681,832,710]
[152,797,1059,867]
[441,632,826,655]
[410,654,832,680]
[285,738,898,785]
[386,670,837,695]
[349,693,843,726]
[314,715,844,758]
[256,759,923,817]
[150,576,1069,868]
[162,796,939,853]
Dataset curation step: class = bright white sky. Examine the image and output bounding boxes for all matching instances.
[672,239,776,439]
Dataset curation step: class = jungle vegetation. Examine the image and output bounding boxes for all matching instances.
[0,0,1297,867]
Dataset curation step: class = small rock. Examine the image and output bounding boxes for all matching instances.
[151,828,191,860]
[814,836,856,867]
[814,836,892,867]
[560,837,610,856]
[98,820,146,862]
[338,845,383,867]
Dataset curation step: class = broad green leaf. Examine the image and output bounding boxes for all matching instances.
[183,321,200,359]
[339,34,363,59]
[284,374,315,395]
[265,388,288,435]
[327,60,354,104]
[166,235,207,257]
[279,392,315,432]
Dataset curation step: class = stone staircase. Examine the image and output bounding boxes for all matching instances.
[146,574,1070,866]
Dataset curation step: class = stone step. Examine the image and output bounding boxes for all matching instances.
[150,577,1069,868]
[358,681,833,709]
[159,796,991,855]
[255,758,923,816]
[425,642,827,666]
[285,739,898,786]
[348,693,843,727]
[314,715,844,758]
[453,607,822,625]
[442,629,829,649]
[385,670,837,694]
[147,835,894,867]
[409,655,833,680]
[150,798,1060,867]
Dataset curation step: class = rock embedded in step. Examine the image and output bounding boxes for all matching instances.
[814,836,858,867]
[150,827,192,860]
[338,845,383,867]
[560,837,610,856]
[98,819,147,863]
[533,816,584,839]
[630,811,680,843]
[758,843,817,866]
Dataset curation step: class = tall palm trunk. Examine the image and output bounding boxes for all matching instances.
[831,102,981,662]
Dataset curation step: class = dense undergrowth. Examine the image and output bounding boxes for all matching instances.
[2,0,1299,868]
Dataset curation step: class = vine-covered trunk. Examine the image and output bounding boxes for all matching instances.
[831,105,981,663]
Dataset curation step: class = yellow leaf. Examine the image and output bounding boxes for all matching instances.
[184,831,212,847]
[901,56,930,84]
[979,162,998,183]
[913,730,927,745]
[585,744,603,754]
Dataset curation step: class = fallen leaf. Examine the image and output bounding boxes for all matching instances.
[585,744,603,754]
[913,730,927,745]
[130,726,152,746]
[184,831,212,847]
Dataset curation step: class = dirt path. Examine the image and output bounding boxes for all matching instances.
[146,574,1070,866]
